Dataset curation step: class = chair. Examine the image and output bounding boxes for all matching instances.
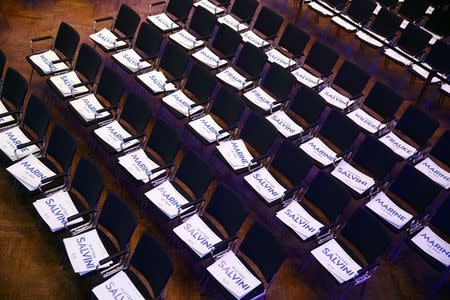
[428,130,450,168]
[112,22,164,74]
[217,0,259,32]
[397,0,429,27]
[47,43,102,101]
[26,22,80,81]
[90,4,141,53]
[422,7,450,43]
[147,0,193,33]
[0,68,29,129]
[330,0,376,35]
[409,40,450,85]
[240,6,284,48]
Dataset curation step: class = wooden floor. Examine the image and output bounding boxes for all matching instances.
[0,1,449,299]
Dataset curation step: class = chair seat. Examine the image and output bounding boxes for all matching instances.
[384,47,414,66]
[0,101,18,128]
[117,148,166,184]
[291,67,324,88]
[346,108,386,134]
[194,0,225,14]
[331,160,375,195]
[244,167,287,204]
[0,125,40,161]
[300,137,340,167]
[112,48,152,73]
[93,120,139,153]
[217,14,249,32]
[265,110,304,138]
[48,71,90,100]
[414,157,450,189]
[266,48,296,69]
[378,131,417,159]
[308,1,335,17]
[215,139,254,173]
[243,87,279,112]
[26,50,69,76]
[169,29,205,50]
[89,28,128,53]
[331,16,359,32]
[216,67,253,91]
[68,93,110,124]
[147,13,180,33]
[187,114,230,144]
[355,29,388,48]
[192,47,228,69]
[410,63,443,83]
[240,30,269,48]
[136,70,177,95]
[319,87,354,110]
[161,90,203,118]
[144,180,191,219]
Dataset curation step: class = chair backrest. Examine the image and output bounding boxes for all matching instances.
[166,0,193,21]
[319,110,360,151]
[114,4,141,37]
[22,95,51,140]
[210,86,246,126]
[363,81,403,120]
[278,23,310,58]
[129,233,173,298]
[304,42,339,76]
[54,22,80,59]
[289,87,327,125]
[74,43,102,82]
[205,184,248,236]
[135,22,164,58]
[240,112,277,155]
[71,157,104,209]
[176,151,214,199]
[430,195,450,238]
[184,63,217,100]
[398,0,429,22]
[371,8,402,38]
[261,63,297,100]
[424,40,450,75]
[395,105,439,146]
[424,7,450,37]
[430,129,450,167]
[253,6,284,38]
[159,41,190,79]
[0,50,5,78]
[146,119,181,164]
[96,66,125,107]
[189,6,216,38]
[46,124,77,172]
[230,0,259,22]
[239,222,286,283]
[212,23,242,57]
[333,61,370,97]
[235,42,268,78]
[346,0,377,23]
[120,93,152,134]
[2,68,28,110]
[397,23,432,57]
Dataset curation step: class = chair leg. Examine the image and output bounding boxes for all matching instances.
[29,69,34,84]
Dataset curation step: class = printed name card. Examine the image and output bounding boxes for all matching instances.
[173,214,222,258]
[331,160,375,194]
[241,30,269,48]
[346,108,385,134]
[266,48,296,69]
[291,67,324,88]
[207,251,262,299]
[6,154,56,191]
[32,190,84,232]
[244,87,279,112]
[89,28,126,50]
[94,120,139,152]
[0,126,40,161]
[29,50,68,74]
[311,239,362,284]
[266,110,303,138]
[216,67,252,91]
[147,13,179,32]
[378,132,417,159]
[414,157,450,189]
[137,70,176,94]
[217,14,249,32]
[300,137,339,167]
[49,71,89,97]
[276,201,324,240]
[112,49,151,73]
[411,226,450,267]
[169,29,204,50]
[319,87,354,110]
[145,180,189,219]
[244,167,287,203]
[92,271,145,300]
[216,139,254,170]
[69,93,109,122]
[0,101,15,125]
[118,149,165,183]
[192,47,228,69]
[365,191,413,229]
[193,0,225,14]
[188,115,229,143]
[161,90,203,117]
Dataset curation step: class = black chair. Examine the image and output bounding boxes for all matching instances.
[423,7,450,40]
[147,0,193,33]
[398,0,429,25]
[240,6,284,48]
[47,43,102,101]
[90,4,141,53]
[26,22,80,83]
[409,40,450,85]
[217,0,259,32]
[0,68,29,129]
[428,130,450,168]
[330,0,376,35]
[112,22,164,74]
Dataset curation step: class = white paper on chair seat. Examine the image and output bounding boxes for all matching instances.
[118,149,165,183]
[276,201,324,240]
[147,13,179,32]
[89,28,126,50]
[173,214,222,258]
[6,154,56,191]
[311,239,362,284]
[49,71,89,97]
[169,29,205,50]
[331,160,375,194]
[308,1,334,16]
[411,63,442,83]
[188,115,229,143]
[383,47,413,66]
[365,191,413,229]
[137,70,176,93]
[32,190,84,232]
[266,48,296,68]
[0,126,40,161]
[425,6,435,15]
[192,47,228,69]
[92,270,145,300]
[217,14,249,32]
[355,30,387,48]
[300,137,339,167]
[244,87,279,112]
[94,120,139,152]
[291,67,324,88]
[162,90,203,117]
[0,101,15,125]
[411,226,450,267]
[29,50,69,74]
[346,108,386,133]
[216,139,254,170]
[373,3,381,15]
[415,157,450,189]
[145,180,189,219]
[63,229,112,275]
[244,167,286,203]
[241,30,269,48]
[400,19,409,30]
[331,16,358,31]
[266,110,303,138]
[319,87,354,110]
[194,0,225,14]
[378,132,416,159]
[442,83,450,94]
[207,251,261,299]
[69,94,110,122]
[112,48,151,73]
[216,67,252,90]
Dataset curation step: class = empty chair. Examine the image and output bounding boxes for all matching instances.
[307,0,348,22]
[330,0,377,34]
[409,40,450,85]
[0,68,29,129]
[217,0,259,32]
[147,0,193,33]
[240,6,284,48]
[397,0,429,28]
[112,22,164,74]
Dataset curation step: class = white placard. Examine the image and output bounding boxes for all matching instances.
[355,30,387,48]
[300,137,339,167]
[291,67,324,88]
[383,47,412,66]
[192,47,228,69]
[276,201,324,240]
[244,167,287,203]
[217,14,249,32]
[266,110,303,138]
[49,71,89,97]
[29,50,69,74]
[207,251,261,299]
[89,28,126,50]
[266,48,296,68]
[6,154,56,191]
[373,3,381,15]
[311,239,362,283]
[244,87,279,112]
[32,190,84,232]
[331,16,357,31]
[378,132,416,159]
[411,226,450,267]
[415,157,450,189]
[94,120,139,152]
[137,70,176,94]
[194,0,225,14]
[346,108,385,133]
[0,126,40,161]
[92,270,145,300]
[241,30,269,48]
[118,149,165,183]
[319,87,354,110]
[216,67,252,90]
[144,180,189,219]
[188,114,229,143]
[69,93,109,122]
[216,139,253,170]
[112,48,151,73]
[169,29,204,50]
[365,191,413,229]
[0,101,15,125]
[161,90,203,117]
[147,13,179,32]
[331,160,375,194]
[400,19,409,30]
[173,214,222,258]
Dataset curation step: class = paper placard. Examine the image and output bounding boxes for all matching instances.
[29,50,69,74]
[319,87,354,110]
[411,226,450,267]
[92,270,145,300]
[112,48,151,73]
[241,31,269,48]
[266,110,303,138]
[244,87,278,112]
[193,0,225,14]
[0,101,15,125]
[346,108,385,133]
[383,48,412,66]
[137,70,176,94]
[6,154,56,191]
[415,157,450,189]
[89,28,126,50]
[118,149,165,183]
[161,90,203,117]
[291,67,324,88]
[0,126,40,161]
[266,48,296,69]
[69,94,109,122]
[244,167,287,203]
[378,132,416,159]
[300,137,339,167]
[216,139,253,170]
[169,29,204,50]
[216,67,252,90]
[276,201,324,240]
[49,71,89,97]
[217,14,249,32]
[147,13,179,31]
[145,180,189,219]
[192,47,228,69]
[188,115,229,143]
[331,160,375,194]
[365,191,413,229]
[94,120,139,152]
[207,251,261,299]
[355,30,386,48]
